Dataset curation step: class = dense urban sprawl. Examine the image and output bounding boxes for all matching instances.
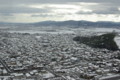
[0,30,120,80]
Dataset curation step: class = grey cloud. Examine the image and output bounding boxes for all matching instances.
[0,0,120,5]
[31,14,63,18]
[76,11,93,14]
[31,14,53,17]
[76,7,120,15]
[81,2,120,14]
[93,7,120,14]
[0,0,120,22]
[0,0,119,3]
[0,13,13,16]
[0,0,120,14]
[0,6,50,14]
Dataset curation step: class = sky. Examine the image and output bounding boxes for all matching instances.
[0,0,120,23]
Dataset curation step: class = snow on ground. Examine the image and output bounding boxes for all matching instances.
[9,30,75,34]
[35,36,42,39]
[73,27,120,48]
[73,28,120,36]
[99,74,120,80]
[74,28,120,33]
[42,72,55,78]
[1,27,120,80]
[8,27,120,49]
[114,36,120,49]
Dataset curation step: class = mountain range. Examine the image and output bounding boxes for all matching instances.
[0,20,120,28]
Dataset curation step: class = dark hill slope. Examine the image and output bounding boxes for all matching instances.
[73,33,119,51]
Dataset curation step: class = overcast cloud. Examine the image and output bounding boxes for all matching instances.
[0,0,120,23]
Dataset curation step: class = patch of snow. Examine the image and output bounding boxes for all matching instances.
[71,57,77,61]
[99,74,120,80]
[114,36,120,49]
[42,72,54,78]
[66,76,76,80]
[35,36,42,38]
[9,30,75,34]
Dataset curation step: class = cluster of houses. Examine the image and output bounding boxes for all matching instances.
[0,31,120,80]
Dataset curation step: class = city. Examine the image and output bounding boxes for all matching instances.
[0,28,120,80]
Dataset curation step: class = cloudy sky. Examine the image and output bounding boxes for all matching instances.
[0,0,120,23]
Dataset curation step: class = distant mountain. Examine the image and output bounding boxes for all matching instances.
[29,20,120,28]
[0,20,120,28]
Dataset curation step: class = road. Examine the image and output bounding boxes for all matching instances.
[0,58,13,73]
[99,74,120,80]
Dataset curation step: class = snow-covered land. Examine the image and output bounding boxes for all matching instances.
[0,27,120,80]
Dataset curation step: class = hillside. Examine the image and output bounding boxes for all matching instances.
[73,32,119,51]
